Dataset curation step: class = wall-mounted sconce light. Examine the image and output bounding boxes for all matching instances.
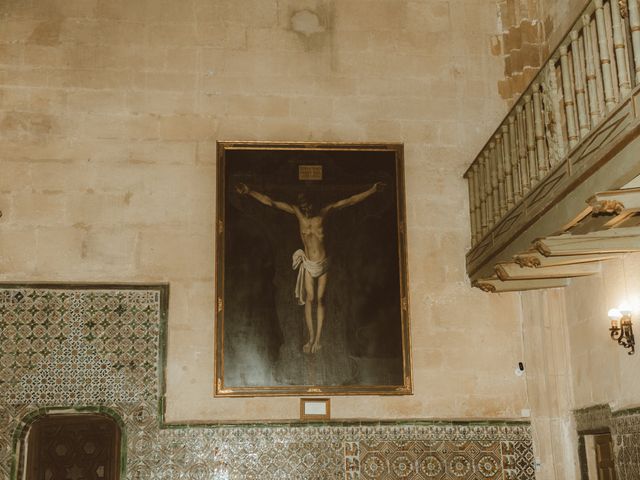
[608,304,635,355]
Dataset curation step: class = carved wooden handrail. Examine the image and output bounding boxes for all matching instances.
[464,0,640,279]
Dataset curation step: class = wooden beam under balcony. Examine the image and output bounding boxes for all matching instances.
[512,251,617,268]
[495,261,601,281]
[535,227,640,256]
[473,277,569,293]
[470,187,640,292]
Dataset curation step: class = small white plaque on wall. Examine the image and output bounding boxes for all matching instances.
[300,398,330,421]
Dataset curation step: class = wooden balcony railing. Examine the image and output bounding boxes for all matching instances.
[464,0,640,283]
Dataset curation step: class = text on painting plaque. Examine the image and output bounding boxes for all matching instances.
[298,165,323,181]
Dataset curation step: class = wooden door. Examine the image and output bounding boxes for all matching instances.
[25,414,120,480]
[594,433,616,480]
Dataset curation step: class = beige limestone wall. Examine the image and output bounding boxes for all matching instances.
[520,254,640,479]
[563,254,640,411]
[0,0,528,422]
[521,289,578,479]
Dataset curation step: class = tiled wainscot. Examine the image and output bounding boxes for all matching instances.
[0,286,535,479]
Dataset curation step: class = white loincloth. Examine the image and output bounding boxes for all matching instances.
[292,249,329,305]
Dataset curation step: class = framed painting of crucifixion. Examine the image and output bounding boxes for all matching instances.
[214,141,412,397]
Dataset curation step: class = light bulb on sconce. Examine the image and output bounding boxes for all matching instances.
[608,304,635,355]
[619,302,632,316]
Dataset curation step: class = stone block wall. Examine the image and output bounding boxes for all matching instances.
[495,0,546,101]
[494,0,587,101]
[0,0,527,424]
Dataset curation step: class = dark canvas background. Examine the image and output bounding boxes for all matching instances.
[222,149,404,388]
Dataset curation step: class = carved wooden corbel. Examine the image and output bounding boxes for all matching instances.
[495,264,509,281]
[534,239,553,257]
[619,0,628,18]
[591,199,625,215]
[514,255,542,268]
[474,281,497,293]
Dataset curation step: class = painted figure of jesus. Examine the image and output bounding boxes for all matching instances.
[236,181,385,354]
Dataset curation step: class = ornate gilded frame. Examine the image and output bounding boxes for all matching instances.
[215,141,411,397]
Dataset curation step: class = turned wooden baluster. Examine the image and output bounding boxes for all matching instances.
[488,143,500,225]
[478,153,493,234]
[587,15,608,115]
[476,156,489,236]
[611,0,632,96]
[495,134,507,216]
[508,117,521,200]
[502,125,514,209]
[468,167,478,244]
[532,83,548,175]
[485,150,496,230]
[524,95,539,183]
[516,105,532,193]
[595,0,618,110]
[541,62,566,167]
[583,14,602,125]
[570,31,591,137]
[471,163,482,244]
[605,0,621,98]
[629,0,640,82]
[560,45,580,147]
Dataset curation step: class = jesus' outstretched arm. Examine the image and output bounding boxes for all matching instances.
[321,181,386,215]
[235,183,296,214]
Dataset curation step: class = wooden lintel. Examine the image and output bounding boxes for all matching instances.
[513,251,618,268]
[474,277,569,293]
[535,226,640,256]
[495,261,601,280]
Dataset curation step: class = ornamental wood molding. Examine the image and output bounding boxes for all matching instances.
[474,277,569,293]
[473,188,640,292]
[495,261,601,281]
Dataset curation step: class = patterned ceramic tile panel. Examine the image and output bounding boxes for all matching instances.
[612,410,640,480]
[574,404,612,432]
[0,286,535,480]
[574,405,640,480]
[0,287,163,480]
[341,424,534,480]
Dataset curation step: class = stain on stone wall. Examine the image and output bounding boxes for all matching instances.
[286,2,334,53]
[28,19,63,46]
[494,0,546,101]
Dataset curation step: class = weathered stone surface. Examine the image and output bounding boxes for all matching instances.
[0,0,524,425]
